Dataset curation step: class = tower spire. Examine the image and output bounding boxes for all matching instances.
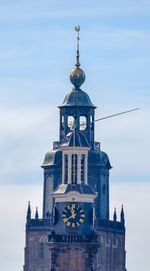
[70,26,85,89]
[35,207,39,219]
[113,207,117,222]
[75,25,80,68]
[27,201,31,222]
[120,205,125,224]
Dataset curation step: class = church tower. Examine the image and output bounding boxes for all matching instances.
[23,27,127,271]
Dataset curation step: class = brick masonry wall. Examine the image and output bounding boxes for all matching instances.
[23,231,51,271]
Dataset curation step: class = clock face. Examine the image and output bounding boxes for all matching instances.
[62,204,85,228]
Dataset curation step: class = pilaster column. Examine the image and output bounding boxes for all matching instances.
[62,153,65,184]
[64,115,68,136]
[84,154,88,185]
[68,153,72,184]
[77,153,81,184]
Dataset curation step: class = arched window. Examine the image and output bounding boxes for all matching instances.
[80,116,87,130]
[102,184,106,195]
[71,154,78,184]
[81,154,85,184]
[90,115,94,131]
[61,115,64,127]
[68,116,74,129]
[40,242,44,258]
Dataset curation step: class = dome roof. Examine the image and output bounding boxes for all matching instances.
[61,130,90,148]
[59,88,96,108]
[88,149,112,169]
[42,149,62,167]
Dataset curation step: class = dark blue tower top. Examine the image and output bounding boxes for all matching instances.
[59,29,96,146]
[59,88,96,108]
[59,26,95,109]
[61,130,90,148]
[41,27,112,225]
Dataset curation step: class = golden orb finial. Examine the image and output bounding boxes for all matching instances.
[70,26,86,89]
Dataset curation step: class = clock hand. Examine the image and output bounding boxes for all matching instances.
[65,213,77,221]
[71,205,75,215]
[71,210,75,215]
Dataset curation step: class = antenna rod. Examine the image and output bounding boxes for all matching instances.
[93,108,140,123]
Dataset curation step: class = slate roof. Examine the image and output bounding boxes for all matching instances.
[41,149,62,167]
[61,130,90,148]
[53,184,96,195]
[41,147,112,169]
[59,88,96,108]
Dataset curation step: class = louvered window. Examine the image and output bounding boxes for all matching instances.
[81,154,85,184]
[64,154,68,184]
[71,154,78,184]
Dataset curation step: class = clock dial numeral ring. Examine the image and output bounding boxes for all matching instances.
[62,204,85,227]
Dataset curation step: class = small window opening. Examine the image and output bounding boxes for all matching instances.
[80,116,87,131]
[40,243,44,258]
[68,116,74,129]
[62,115,64,127]
[90,115,94,130]
[102,184,106,195]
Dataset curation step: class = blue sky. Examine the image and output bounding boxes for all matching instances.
[0,0,150,270]
[0,0,150,185]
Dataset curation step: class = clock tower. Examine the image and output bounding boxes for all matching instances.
[23,28,127,271]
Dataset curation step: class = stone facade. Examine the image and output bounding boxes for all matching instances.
[23,218,52,271]
[24,231,51,271]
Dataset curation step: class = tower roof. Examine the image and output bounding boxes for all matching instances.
[59,26,96,109]
[69,25,86,89]
[59,88,96,108]
[42,149,62,167]
[53,183,96,196]
[61,130,90,148]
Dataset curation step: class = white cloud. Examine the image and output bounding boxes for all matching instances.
[0,105,59,183]
[94,107,150,179]
[110,182,150,271]
[0,185,42,271]
[0,107,49,136]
